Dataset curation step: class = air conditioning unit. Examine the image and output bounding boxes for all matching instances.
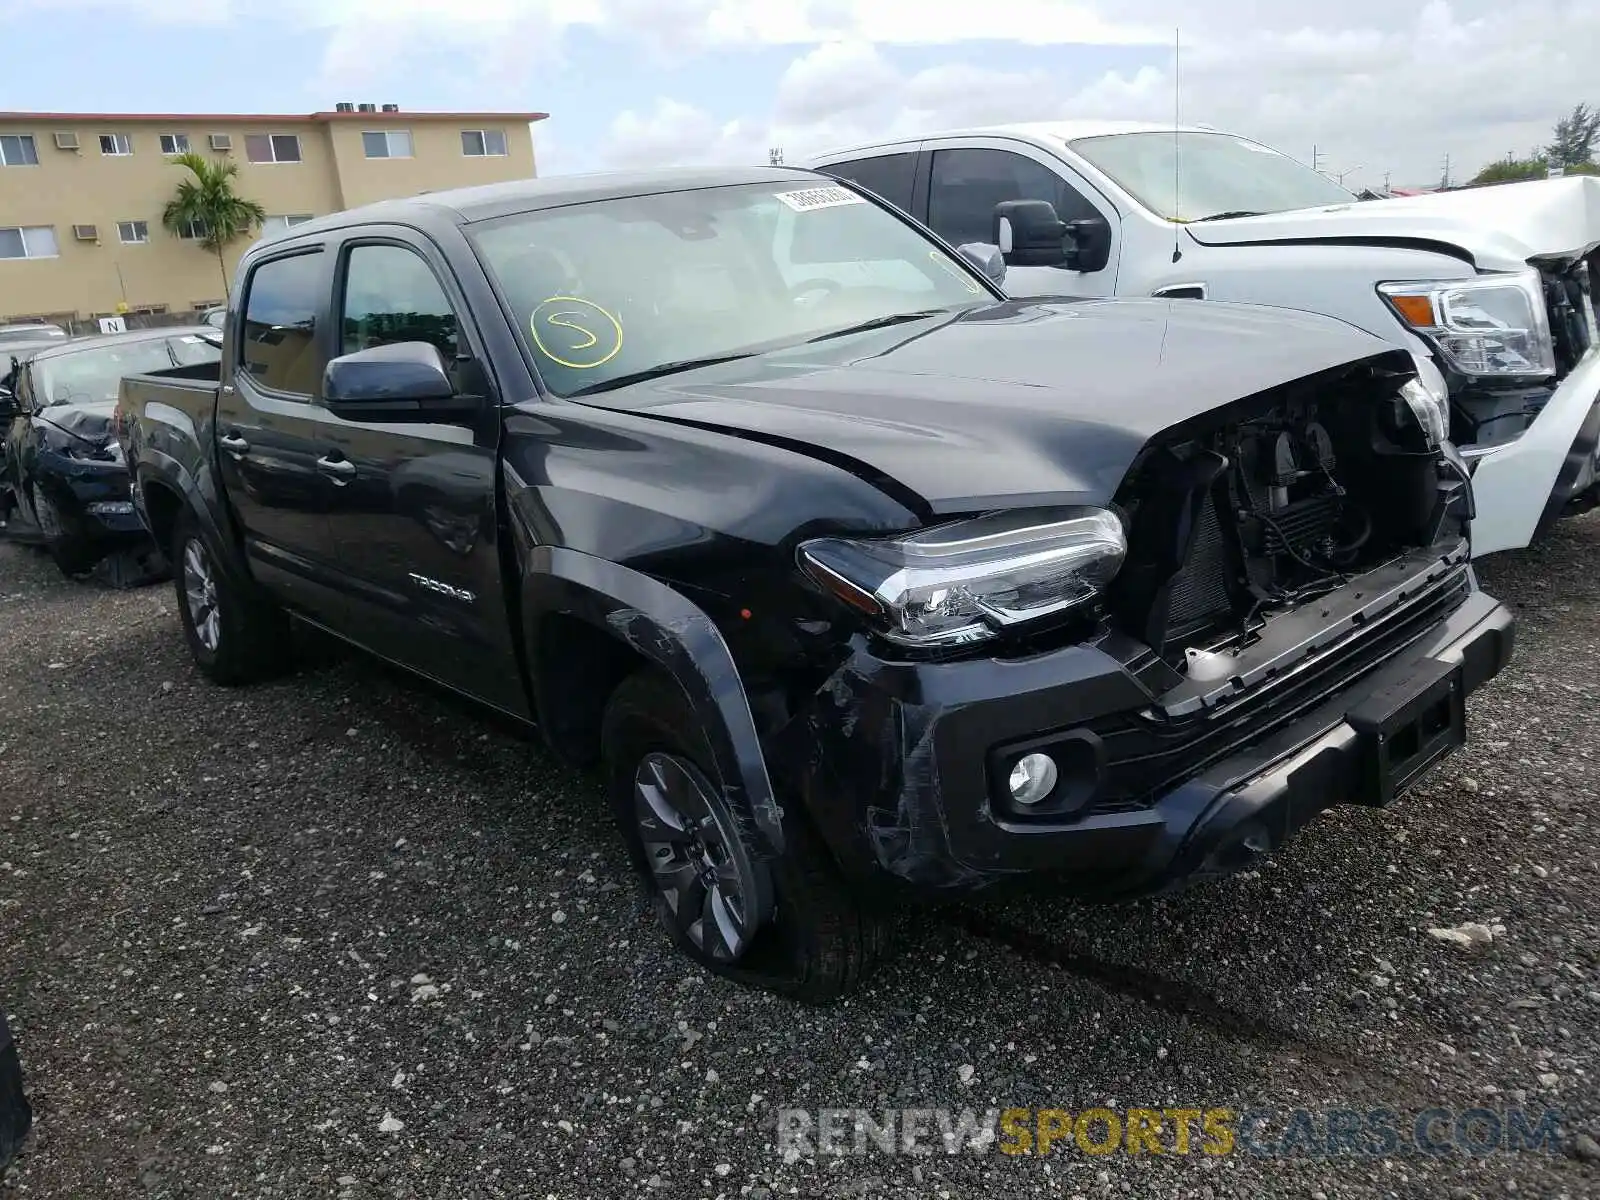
[72,224,99,242]
[358,103,377,113]
[54,131,81,151]
[209,133,233,152]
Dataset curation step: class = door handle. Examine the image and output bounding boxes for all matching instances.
[219,433,249,454]
[316,454,356,483]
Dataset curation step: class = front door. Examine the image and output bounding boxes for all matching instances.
[318,234,524,717]
[922,142,1122,299]
[219,246,349,619]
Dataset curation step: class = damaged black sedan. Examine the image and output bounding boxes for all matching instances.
[117,167,1512,1002]
[1,326,220,575]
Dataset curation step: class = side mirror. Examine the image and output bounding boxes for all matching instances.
[992,201,1114,274]
[322,342,478,422]
[1064,215,1113,274]
[955,243,1006,288]
[993,199,1068,267]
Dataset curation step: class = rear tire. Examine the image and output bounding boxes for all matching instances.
[171,507,290,684]
[32,482,97,577]
[602,670,892,1003]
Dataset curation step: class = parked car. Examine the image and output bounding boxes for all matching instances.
[118,166,1512,1001]
[1,326,221,575]
[807,123,1600,556]
[0,322,71,358]
[200,306,227,331]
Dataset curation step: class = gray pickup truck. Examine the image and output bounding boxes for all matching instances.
[116,166,1512,1001]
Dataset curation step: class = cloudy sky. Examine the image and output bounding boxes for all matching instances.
[5,0,1597,190]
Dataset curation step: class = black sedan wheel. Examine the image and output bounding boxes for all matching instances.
[32,482,97,577]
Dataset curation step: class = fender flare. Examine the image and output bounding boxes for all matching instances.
[133,448,255,593]
[521,544,786,860]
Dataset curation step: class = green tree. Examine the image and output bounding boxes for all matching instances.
[1471,157,1548,185]
[161,151,267,293]
[1546,102,1600,168]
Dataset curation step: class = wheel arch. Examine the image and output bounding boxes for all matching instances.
[521,545,785,859]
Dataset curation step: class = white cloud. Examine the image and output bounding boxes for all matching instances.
[595,0,1600,190]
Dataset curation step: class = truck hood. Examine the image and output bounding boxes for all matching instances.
[1184,175,1600,271]
[575,298,1401,515]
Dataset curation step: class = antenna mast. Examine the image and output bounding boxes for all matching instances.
[1171,26,1182,262]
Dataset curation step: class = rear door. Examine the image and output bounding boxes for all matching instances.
[317,230,523,717]
[218,246,349,618]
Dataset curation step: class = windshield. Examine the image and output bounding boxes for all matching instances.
[35,336,220,406]
[1070,131,1355,222]
[471,181,992,398]
[0,325,66,345]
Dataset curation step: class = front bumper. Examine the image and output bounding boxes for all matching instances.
[1464,347,1600,555]
[40,452,146,541]
[782,568,1513,899]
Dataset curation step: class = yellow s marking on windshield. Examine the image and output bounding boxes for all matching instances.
[530,296,623,369]
[929,251,984,294]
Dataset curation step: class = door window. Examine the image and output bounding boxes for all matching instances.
[240,252,324,398]
[338,244,460,360]
[820,153,917,212]
[927,148,1102,253]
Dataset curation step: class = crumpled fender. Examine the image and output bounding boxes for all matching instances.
[520,545,786,861]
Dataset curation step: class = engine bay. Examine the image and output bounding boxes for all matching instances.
[1109,372,1462,668]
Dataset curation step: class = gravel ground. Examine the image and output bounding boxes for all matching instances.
[1,516,1597,1200]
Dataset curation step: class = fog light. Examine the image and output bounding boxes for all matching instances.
[1008,753,1058,807]
[86,501,135,516]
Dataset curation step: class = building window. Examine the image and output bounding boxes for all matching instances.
[118,220,150,244]
[159,133,190,155]
[245,134,302,164]
[461,129,508,157]
[0,134,39,166]
[99,133,134,156]
[261,214,315,239]
[362,130,413,159]
[0,226,60,259]
[174,218,210,240]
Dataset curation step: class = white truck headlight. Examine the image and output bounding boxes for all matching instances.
[1400,355,1450,446]
[798,508,1126,648]
[1379,269,1555,378]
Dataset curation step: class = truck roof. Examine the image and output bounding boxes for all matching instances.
[283,165,832,233]
[808,120,1221,162]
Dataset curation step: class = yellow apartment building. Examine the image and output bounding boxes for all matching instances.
[0,104,545,323]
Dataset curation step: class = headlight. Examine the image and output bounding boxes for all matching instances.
[798,507,1126,648]
[65,440,123,465]
[1378,270,1555,378]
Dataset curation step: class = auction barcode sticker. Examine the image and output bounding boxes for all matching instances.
[775,185,866,212]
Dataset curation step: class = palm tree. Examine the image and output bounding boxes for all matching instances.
[161,151,267,293]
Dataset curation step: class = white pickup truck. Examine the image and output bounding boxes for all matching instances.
[807,122,1600,556]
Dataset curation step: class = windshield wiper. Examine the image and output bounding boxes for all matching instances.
[1190,210,1269,223]
[565,352,759,398]
[805,309,952,344]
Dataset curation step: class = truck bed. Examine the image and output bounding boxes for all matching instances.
[115,360,222,476]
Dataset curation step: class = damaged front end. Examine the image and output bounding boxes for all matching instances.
[774,356,1512,897]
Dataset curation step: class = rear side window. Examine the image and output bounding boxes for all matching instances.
[927,148,1102,251]
[820,153,917,212]
[240,252,324,397]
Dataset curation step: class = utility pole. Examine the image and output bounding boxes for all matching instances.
[768,146,784,166]
[1382,170,1392,193]
[1311,144,1326,175]
[1440,152,1452,190]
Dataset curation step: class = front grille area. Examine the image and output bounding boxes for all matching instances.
[1081,567,1472,817]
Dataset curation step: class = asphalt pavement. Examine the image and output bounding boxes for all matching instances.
[1,517,1596,1199]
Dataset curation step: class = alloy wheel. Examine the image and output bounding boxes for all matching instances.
[633,751,768,963]
[182,538,221,652]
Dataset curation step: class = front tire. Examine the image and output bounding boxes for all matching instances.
[32,482,97,577]
[171,507,290,684]
[601,671,891,1003]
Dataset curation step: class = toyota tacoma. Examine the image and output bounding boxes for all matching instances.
[115,166,1513,1001]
